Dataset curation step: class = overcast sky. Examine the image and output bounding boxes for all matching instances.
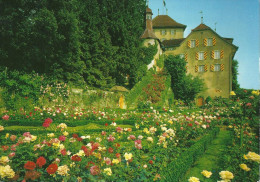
[149,0,259,89]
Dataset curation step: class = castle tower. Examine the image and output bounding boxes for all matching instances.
[140,7,162,70]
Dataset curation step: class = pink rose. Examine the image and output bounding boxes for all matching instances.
[2,115,9,121]
[90,165,100,175]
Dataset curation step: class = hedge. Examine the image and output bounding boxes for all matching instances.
[0,119,136,127]
[161,127,220,182]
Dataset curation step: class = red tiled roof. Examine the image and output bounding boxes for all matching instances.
[146,7,153,14]
[152,15,186,29]
[140,29,158,39]
[192,23,211,31]
[162,38,185,47]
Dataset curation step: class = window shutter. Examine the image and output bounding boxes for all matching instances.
[210,64,214,71]
[196,40,199,47]
[187,40,191,48]
[204,52,207,60]
[195,65,198,72]
[221,50,224,59]
[204,64,208,72]
[203,38,207,46]
[185,53,188,61]
[211,51,215,59]
[195,52,199,60]
[220,64,224,71]
[213,37,216,46]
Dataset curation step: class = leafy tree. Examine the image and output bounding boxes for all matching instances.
[165,55,204,103]
[232,59,240,91]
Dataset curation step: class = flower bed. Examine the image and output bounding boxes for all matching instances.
[0,109,219,181]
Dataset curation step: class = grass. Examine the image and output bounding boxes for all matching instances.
[183,127,231,181]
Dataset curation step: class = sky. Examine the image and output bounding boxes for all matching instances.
[149,0,259,89]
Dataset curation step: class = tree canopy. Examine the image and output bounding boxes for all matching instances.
[165,55,204,104]
[0,0,155,89]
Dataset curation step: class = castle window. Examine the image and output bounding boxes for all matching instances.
[146,15,152,20]
[199,52,204,60]
[214,64,221,71]
[214,50,220,59]
[198,65,205,72]
[207,38,213,46]
[171,30,176,35]
[190,40,196,48]
[161,30,166,35]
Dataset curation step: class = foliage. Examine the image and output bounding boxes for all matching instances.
[232,59,240,91]
[165,55,204,104]
[0,0,155,88]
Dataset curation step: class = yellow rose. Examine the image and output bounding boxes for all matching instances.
[0,126,4,132]
[47,133,55,137]
[168,120,173,124]
[0,165,15,179]
[103,168,112,176]
[239,163,250,171]
[245,152,260,163]
[230,91,236,96]
[0,156,9,164]
[5,133,9,139]
[201,170,212,178]
[219,171,234,180]
[112,159,120,164]
[57,165,70,176]
[63,131,69,136]
[31,135,37,141]
[188,176,200,182]
[124,153,133,161]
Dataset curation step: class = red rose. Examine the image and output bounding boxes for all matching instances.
[46,163,58,174]
[45,118,53,124]
[36,157,46,168]
[71,155,81,162]
[24,161,36,170]
[86,161,95,169]
[58,135,66,141]
[105,123,108,126]
[60,149,67,156]
[77,137,82,142]
[188,123,193,127]
[108,147,113,153]
[2,145,9,151]
[72,133,79,138]
[149,160,153,165]
[115,153,121,158]
[115,143,120,148]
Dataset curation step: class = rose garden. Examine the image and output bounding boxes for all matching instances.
[0,85,259,181]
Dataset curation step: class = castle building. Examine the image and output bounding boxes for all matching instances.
[148,10,238,102]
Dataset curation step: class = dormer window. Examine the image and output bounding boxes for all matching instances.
[161,30,166,35]
[146,14,152,20]
[171,30,176,35]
